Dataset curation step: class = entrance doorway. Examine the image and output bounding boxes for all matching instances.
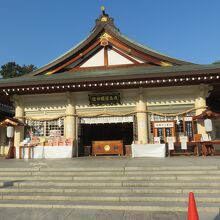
[78,122,133,156]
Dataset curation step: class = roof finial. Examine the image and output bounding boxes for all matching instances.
[101,6,106,16]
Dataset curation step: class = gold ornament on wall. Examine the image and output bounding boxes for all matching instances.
[104,145,110,151]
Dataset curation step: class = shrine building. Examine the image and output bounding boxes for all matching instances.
[0,9,220,157]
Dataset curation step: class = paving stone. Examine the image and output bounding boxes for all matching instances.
[93,210,124,220]
[38,208,72,220]
[151,211,180,220]
[124,211,151,220]
[0,208,48,220]
[199,212,220,220]
[175,211,187,220]
[64,208,97,220]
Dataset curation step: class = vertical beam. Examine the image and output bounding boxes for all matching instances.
[65,92,76,156]
[136,88,148,144]
[104,46,108,66]
[13,95,24,147]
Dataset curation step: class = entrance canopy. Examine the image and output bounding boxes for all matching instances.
[0,117,25,127]
[193,110,220,120]
[80,116,133,124]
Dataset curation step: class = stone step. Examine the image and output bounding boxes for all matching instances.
[0,164,219,217]
[1,175,220,181]
[0,165,219,172]
[1,187,220,194]
[125,170,220,175]
[2,193,220,203]
[39,166,220,171]
[0,200,219,213]
[2,170,220,176]
[124,166,220,171]
[11,180,220,188]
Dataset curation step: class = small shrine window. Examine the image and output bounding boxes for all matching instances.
[26,120,44,137]
[46,119,64,137]
[26,119,64,137]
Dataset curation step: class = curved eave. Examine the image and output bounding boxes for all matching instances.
[1,64,220,88]
[1,75,220,98]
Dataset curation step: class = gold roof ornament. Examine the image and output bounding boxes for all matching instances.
[101,6,105,13]
[100,33,112,39]
[101,16,108,22]
[100,33,112,47]
[100,5,108,22]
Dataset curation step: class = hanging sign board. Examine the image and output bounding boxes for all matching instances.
[89,93,120,105]
[184,117,193,122]
[167,136,174,150]
[184,118,193,141]
[180,136,188,150]
[154,122,174,128]
[204,119,213,132]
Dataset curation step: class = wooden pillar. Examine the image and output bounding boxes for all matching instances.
[64,92,76,155]
[13,95,24,147]
[136,88,148,144]
[195,84,212,134]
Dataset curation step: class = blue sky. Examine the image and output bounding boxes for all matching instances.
[0,0,220,68]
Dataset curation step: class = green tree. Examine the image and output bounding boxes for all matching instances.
[0,62,37,79]
[213,61,220,64]
[20,64,37,75]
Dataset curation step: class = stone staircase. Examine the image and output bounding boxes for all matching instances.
[0,165,220,214]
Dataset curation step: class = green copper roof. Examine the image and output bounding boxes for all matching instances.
[119,32,191,63]
[1,64,220,87]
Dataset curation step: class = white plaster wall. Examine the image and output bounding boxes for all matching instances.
[108,48,133,65]
[81,49,104,67]
[23,93,66,116]
[108,47,144,65]
[80,46,144,68]
[19,85,199,117]
[146,86,196,113]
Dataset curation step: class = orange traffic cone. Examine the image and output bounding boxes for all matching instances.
[188,192,199,220]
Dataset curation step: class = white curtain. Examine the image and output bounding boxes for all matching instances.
[81,116,133,124]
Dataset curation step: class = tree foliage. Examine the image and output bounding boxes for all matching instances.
[213,60,220,64]
[0,62,37,79]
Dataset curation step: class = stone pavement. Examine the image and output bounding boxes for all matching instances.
[0,208,219,220]
[0,156,220,219]
[1,155,220,169]
[0,208,188,220]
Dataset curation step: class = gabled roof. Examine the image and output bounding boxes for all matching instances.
[1,10,220,98]
[0,117,24,127]
[24,10,192,77]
